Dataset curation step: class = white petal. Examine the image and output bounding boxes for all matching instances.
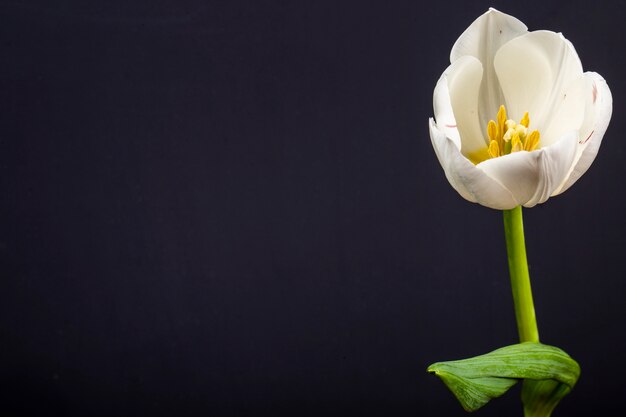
[434,56,485,154]
[450,8,527,63]
[476,131,578,207]
[429,119,518,209]
[433,63,461,148]
[450,8,527,128]
[552,72,612,195]
[541,74,589,146]
[494,31,583,136]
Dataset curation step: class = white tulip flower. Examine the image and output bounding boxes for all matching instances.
[429,8,612,209]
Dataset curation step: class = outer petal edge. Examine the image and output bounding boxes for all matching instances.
[552,72,612,195]
[476,131,578,207]
[450,8,528,128]
[430,119,519,209]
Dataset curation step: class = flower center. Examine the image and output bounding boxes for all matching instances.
[468,105,541,164]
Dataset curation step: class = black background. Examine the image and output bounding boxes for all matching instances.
[2,1,625,416]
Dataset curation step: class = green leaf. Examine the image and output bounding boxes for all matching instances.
[427,342,580,414]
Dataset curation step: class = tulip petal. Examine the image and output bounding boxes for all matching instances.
[540,75,589,147]
[553,72,612,195]
[433,64,461,148]
[450,8,527,128]
[430,119,518,209]
[434,56,486,154]
[494,31,583,135]
[476,131,578,207]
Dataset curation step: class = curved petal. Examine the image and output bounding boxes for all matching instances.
[451,8,527,128]
[494,31,583,137]
[552,72,612,195]
[433,64,461,148]
[430,119,518,209]
[434,56,486,154]
[476,131,578,207]
[540,74,588,146]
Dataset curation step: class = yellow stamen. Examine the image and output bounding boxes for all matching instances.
[497,105,507,151]
[487,120,498,142]
[511,132,523,153]
[520,112,530,128]
[525,130,540,151]
[497,105,507,134]
[488,140,500,158]
[468,105,541,164]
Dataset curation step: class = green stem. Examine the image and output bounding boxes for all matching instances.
[503,206,539,344]
[504,208,562,417]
